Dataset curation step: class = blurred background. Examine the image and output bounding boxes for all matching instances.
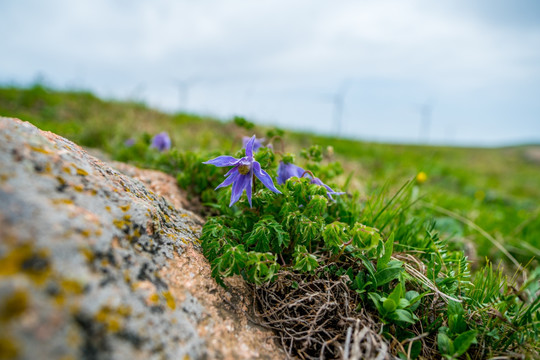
[1,0,539,146]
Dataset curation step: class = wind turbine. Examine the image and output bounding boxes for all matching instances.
[318,80,351,136]
[174,77,200,112]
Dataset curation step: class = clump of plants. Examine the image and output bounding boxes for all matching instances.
[116,123,538,359]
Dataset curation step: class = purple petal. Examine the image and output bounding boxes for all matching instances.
[245,135,256,158]
[277,162,305,185]
[215,170,240,190]
[245,170,253,207]
[151,132,171,152]
[229,174,250,207]
[203,155,241,167]
[243,136,264,153]
[253,161,281,194]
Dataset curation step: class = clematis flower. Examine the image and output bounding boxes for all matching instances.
[151,132,171,152]
[242,136,265,153]
[277,161,345,200]
[277,162,305,185]
[204,135,281,207]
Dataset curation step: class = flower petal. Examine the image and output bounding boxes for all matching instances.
[277,162,305,185]
[245,171,253,207]
[229,174,250,207]
[244,135,256,158]
[215,169,240,190]
[203,155,240,167]
[253,161,281,194]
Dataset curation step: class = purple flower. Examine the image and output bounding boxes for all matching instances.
[277,162,305,185]
[204,135,281,207]
[277,161,345,200]
[242,136,265,152]
[124,138,135,147]
[151,132,171,152]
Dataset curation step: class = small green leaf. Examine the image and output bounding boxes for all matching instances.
[377,233,394,270]
[388,283,404,304]
[388,309,416,324]
[375,263,403,287]
[405,291,421,311]
[453,330,477,357]
[293,245,319,273]
[350,223,380,250]
[438,332,455,356]
[383,298,397,313]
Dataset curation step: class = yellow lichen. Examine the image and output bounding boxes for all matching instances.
[52,198,74,205]
[162,291,176,310]
[149,293,160,304]
[0,336,18,359]
[94,305,132,333]
[0,244,51,285]
[61,279,85,295]
[119,204,130,212]
[75,168,88,176]
[30,145,52,154]
[73,184,84,192]
[80,229,91,237]
[80,248,95,263]
[113,219,127,229]
[105,206,111,212]
[0,290,28,323]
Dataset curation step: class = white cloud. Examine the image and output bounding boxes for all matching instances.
[1,0,539,144]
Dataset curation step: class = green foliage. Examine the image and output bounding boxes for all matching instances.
[232,116,254,130]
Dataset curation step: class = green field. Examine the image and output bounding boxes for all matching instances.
[1,84,538,268]
[1,84,538,358]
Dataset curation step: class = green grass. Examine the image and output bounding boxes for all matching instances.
[1,84,538,268]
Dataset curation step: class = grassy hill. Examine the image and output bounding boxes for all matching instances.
[1,84,538,269]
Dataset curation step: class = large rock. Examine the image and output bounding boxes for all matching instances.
[0,118,283,360]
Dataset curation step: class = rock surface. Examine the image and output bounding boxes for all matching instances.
[0,118,283,360]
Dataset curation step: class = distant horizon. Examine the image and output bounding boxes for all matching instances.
[2,78,539,149]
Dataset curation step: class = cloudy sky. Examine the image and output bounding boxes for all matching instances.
[1,0,540,145]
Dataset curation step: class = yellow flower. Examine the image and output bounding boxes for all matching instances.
[416,171,427,184]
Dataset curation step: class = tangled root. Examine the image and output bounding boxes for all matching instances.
[251,271,393,359]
